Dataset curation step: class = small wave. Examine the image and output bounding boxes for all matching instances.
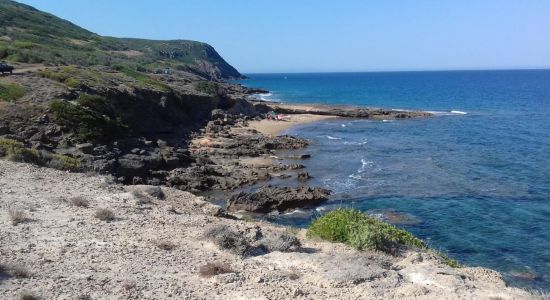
[426,110,468,116]
[451,110,467,115]
[341,124,346,128]
[253,92,281,102]
[382,119,393,123]
[361,158,372,167]
[343,139,368,146]
[282,209,309,216]
[326,135,342,140]
[349,174,362,180]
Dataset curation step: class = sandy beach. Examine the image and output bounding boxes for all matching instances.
[246,114,338,136]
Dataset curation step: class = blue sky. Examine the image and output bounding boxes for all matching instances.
[17,0,550,73]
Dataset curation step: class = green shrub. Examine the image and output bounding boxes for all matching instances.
[0,83,25,102]
[194,81,220,95]
[39,69,68,82]
[64,77,81,88]
[307,209,366,243]
[49,99,127,142]
[308,209,459,265]
[0,138,40,163]
[0,138,80,171]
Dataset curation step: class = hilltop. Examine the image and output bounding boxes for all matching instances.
[0,0,243,79]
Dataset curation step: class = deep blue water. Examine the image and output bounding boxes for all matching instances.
[238,70,550,290]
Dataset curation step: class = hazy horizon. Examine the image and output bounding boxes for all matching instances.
[16,0,550,73]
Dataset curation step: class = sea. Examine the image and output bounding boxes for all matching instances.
[237,70,550,291]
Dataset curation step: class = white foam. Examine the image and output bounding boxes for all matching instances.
[255,92,281,102]
[451,110,467,115]
[426,110,468,116]
[341,124,346,127]
[326,135,342,140]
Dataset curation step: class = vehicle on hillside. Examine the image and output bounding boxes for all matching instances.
[0,63,14,74]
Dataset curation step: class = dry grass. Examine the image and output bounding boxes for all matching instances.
[8,208,27,226]
[198,262,234,278]
[2,263,30,278]
[94,208,115,222]
[18,292,40,300]
[122,280,137,290]
[287,271,300,280]
[69,196,89,208]
[260,233,301,253]
[155,240,176,251]
[18,291,41,300]
[204,225,251,257]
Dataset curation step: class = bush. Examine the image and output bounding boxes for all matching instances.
[69,196,89,208]
[0,138,40,164]
[2,263,30,278]
[204,225,252,257]
[308,209,427,254]
[8,209,28,226]
[260,233,301,252]
[0,138,80,171]
[49,99,127,142]
[0,83,25,102]
[18,291,40,300]
[94,208,115,222]
[194,81,220,95]
[198,262,233,278]
[155,240,176,251]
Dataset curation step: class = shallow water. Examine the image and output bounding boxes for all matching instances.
[238,70,550,290]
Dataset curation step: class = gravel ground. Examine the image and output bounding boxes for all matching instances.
[0,160,539,299]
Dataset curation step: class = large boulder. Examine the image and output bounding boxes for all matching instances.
[227,186,331,213]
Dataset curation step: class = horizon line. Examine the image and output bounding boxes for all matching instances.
[241,67,550,75]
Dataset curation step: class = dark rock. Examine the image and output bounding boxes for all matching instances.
[0,123,10,135]
[297,172,312,181]
[76,143,94,154]
[227,186,331,213]
[93,159,116,173]
[289,154,311,160]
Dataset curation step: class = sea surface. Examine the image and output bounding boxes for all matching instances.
[237,70,550,290]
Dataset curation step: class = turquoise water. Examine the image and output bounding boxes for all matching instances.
[238,70,550,290]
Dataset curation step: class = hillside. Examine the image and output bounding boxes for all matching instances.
[0,0,243,79]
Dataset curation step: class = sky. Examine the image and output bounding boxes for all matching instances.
[16,0,550,73]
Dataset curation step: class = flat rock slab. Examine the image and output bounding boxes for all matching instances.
[227,186,331,213]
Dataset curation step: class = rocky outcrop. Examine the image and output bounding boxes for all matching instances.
[253,102,433,119]
[227,186,332,213]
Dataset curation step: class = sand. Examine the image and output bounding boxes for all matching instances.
[246,114,338,136]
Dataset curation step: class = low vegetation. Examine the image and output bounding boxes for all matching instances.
[198,262,234,278]
[8,208,27,226]
[1,263,30,278]
[94,208,115,222]
[69,196,90,208]
[259,233,301,252]
[0,82,25,102]
[0,138,80,171]
[49,99,127,143]
[155,240,176,251]
[194,81,220,95]
[307,209,461,267]
[18,292,41,300]
[204,225,252,257]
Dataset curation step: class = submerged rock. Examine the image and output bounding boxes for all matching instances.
[227,186,331,213]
